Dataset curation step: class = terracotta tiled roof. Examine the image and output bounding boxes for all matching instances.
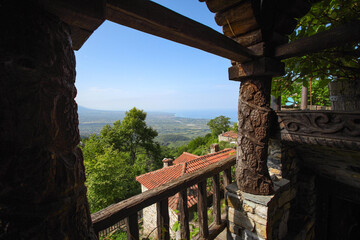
[136,164,184,190]
[136,148,236,210]
[173,152,198,165]
[220,130,238,139]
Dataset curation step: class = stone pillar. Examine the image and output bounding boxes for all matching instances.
[237,77,274,195]
[226,178,296,240]
[0,2,96,239]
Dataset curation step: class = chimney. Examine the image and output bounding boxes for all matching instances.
[210,143,219,153]
[162,158,173,168]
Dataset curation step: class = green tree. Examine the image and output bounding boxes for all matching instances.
[100,107,161,169]
[85,146,142,213]
[82,108,163,212]
[207,116,231,136]
[272,0,360,104]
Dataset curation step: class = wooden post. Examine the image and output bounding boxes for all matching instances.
[126,214,139,240]
[197,181,209,238]
[237,77,274,195]
[271,95,281,111]
[0,2,96,239]
[157,199,170,240]
[179,190,190,240]
[301,85,308,110]
[212,174,221,225]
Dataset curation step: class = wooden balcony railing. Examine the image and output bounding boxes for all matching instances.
[91,154,236,240]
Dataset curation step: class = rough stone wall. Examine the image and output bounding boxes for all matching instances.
[271,141,317,240]
[226,178,295,240]
[0,2,96,239]
[141,185,179,239]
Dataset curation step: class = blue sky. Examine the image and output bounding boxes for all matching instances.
[74,0,240,114]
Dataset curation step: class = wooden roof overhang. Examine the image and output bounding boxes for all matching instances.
[38,0,360,65]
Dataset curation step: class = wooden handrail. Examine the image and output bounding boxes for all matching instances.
[91,154,236,237]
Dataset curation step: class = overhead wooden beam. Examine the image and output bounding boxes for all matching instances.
[275,21,360,59]
[39,0,106,50]
[106,0,256,63]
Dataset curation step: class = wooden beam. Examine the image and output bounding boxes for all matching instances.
[179,190,190,240]
[275,21,360,59]
[91,155,236,234]
[206,0,247,13]
[197,181,209,238]
[39,0,106,50]
[106,0,256,63]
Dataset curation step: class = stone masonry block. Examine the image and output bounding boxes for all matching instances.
[228,191,243,210]
[228,207,255,231]
[243,200,256,214]
[247,212,267,226]
[255,204,268,219]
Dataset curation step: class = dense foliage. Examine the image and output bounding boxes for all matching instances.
[82,108,163,213]
[207,115,231,136]
[272,0,360,106]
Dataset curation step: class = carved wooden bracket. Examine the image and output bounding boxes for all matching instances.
[229,57,284,81]
[277,111,360,151]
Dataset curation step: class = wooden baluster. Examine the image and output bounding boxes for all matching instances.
[179,189,190,240]
[197,180,209,238]
[212,174,221,225]
[126,213,139,240]
[157,198,170,240]
[223,168,232,194]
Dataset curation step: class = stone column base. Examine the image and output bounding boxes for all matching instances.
[226,176,296,240]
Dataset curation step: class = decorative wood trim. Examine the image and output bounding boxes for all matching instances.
[277,111,360,151]
[229,58,284,81]
[106,0,255,63]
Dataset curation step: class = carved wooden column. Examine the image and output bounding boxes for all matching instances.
[0,2,96,239]
[237,76,274,195]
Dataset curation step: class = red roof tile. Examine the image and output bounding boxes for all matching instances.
[136,148,236,209]
[173,152,198,165]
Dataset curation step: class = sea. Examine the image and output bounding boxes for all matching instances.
[174,109,237,122]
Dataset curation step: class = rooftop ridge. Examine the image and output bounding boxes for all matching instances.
[185,148,234,165]
[136,163,181,180]
[182,152,199,157]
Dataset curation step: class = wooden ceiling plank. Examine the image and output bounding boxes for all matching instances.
[275,21,360,59]
[106,0,256,63]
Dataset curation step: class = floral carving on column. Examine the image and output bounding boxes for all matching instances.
[236,77,274,195]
